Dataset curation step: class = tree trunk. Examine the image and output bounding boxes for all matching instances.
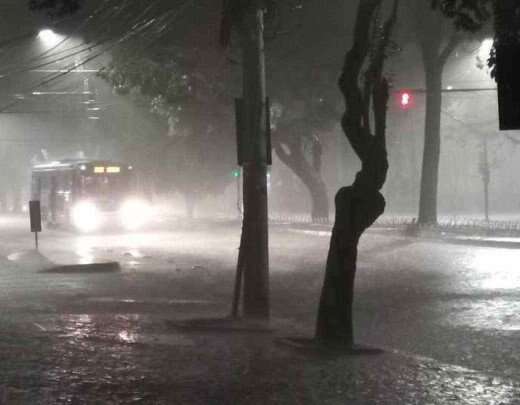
[309,177,329,223]
[482,139,490,222]
[315,0,397,345]
[0,190,7,212]
[418,66,442,224]
[484,177,490,222]
[316,186,384,343]
[273,131,330,223]
[184,193,196,219]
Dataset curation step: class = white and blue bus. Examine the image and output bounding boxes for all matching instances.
[31,159,152,232]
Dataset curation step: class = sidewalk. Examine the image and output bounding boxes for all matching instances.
[279,221,520,249]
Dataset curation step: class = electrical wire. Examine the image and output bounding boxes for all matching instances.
[0,0,115,73]
[0,0,195,114]
[4,1,162,85]
[0,0,161,78]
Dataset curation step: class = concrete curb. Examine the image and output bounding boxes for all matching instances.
[283,224,520,249]
[41,261,121,274]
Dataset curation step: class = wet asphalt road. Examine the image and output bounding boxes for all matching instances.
[1,215,520,403]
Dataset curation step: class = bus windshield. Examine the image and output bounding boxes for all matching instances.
[80,174,132,198]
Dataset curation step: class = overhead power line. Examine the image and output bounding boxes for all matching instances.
[0,0,196,114]
[0,0,160,78]
[0,0,114,73]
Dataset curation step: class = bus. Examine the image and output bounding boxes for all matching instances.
[31,159,152,232]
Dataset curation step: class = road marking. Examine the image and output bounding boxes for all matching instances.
[33,322,47,332]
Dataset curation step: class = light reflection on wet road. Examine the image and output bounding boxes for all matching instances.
[1,216,520,402]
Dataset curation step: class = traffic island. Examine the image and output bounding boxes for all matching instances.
[41,261,120,274]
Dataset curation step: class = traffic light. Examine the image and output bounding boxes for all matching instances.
[397,90,413,110]
[232,169,240,178]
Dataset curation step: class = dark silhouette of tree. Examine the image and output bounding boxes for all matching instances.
[430,0,492,32]
[408,3,462,225]
[315,0,398,346]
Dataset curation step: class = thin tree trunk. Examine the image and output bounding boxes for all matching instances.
[482,139,490,222]
[309,177,329,222]
[184,193,196,219]
[418,66,442,224]
[484,178,490,222]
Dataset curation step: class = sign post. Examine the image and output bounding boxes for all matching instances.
[29,201,42,250]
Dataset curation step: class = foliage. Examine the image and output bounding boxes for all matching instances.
[430,0,493,32]
[99,41,236,203]
[29,0,82,17]
[430,0,520,76]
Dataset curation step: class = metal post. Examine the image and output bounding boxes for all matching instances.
[238,3,270,320]
[236,170,242,218]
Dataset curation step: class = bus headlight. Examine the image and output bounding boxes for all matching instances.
[120,199,151,230]
[71,201,101,232]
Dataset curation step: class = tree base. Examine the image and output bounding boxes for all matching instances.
[275,336,384,356]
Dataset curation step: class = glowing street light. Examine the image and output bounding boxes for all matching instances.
[37,29,62,47]
[479,38,494,60]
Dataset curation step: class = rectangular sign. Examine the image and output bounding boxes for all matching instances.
[29,200,42,232]
[495,0,520,130]
[106,166,121,173]
[496,43,520,130]
[235,97,272,165]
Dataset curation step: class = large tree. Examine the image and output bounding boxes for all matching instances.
[315,0,398,346]
[271,92,336,223]
[99,39,236,217]
[266,0,345,223]
[408,2,462,224]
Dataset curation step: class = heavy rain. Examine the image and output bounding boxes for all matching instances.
[1,0,520,404]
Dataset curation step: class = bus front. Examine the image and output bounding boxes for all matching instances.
[71,163,152,232]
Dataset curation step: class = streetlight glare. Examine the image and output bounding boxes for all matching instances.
[479,38,494,60]
[38,28,62,47]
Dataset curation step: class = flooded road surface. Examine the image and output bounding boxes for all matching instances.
[1,215,520,403]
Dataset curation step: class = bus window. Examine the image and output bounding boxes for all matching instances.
[80,174,131,197]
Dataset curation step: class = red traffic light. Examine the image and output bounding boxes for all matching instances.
[398,90,414,110]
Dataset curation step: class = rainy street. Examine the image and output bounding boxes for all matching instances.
[2,0,520,403]
[1,216,520,403]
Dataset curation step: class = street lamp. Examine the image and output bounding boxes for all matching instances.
[479,38,494,61]
[37,29,62,47]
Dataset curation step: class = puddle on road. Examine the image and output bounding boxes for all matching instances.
[117,330,194,346]
[58,313,195,347]
[461,249,520,290]
[86,297,214,305]
[442,299,520,331]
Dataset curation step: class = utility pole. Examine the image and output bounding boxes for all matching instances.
[480,137,490,222]
[237,1,270,320]
[222,0,270,320]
